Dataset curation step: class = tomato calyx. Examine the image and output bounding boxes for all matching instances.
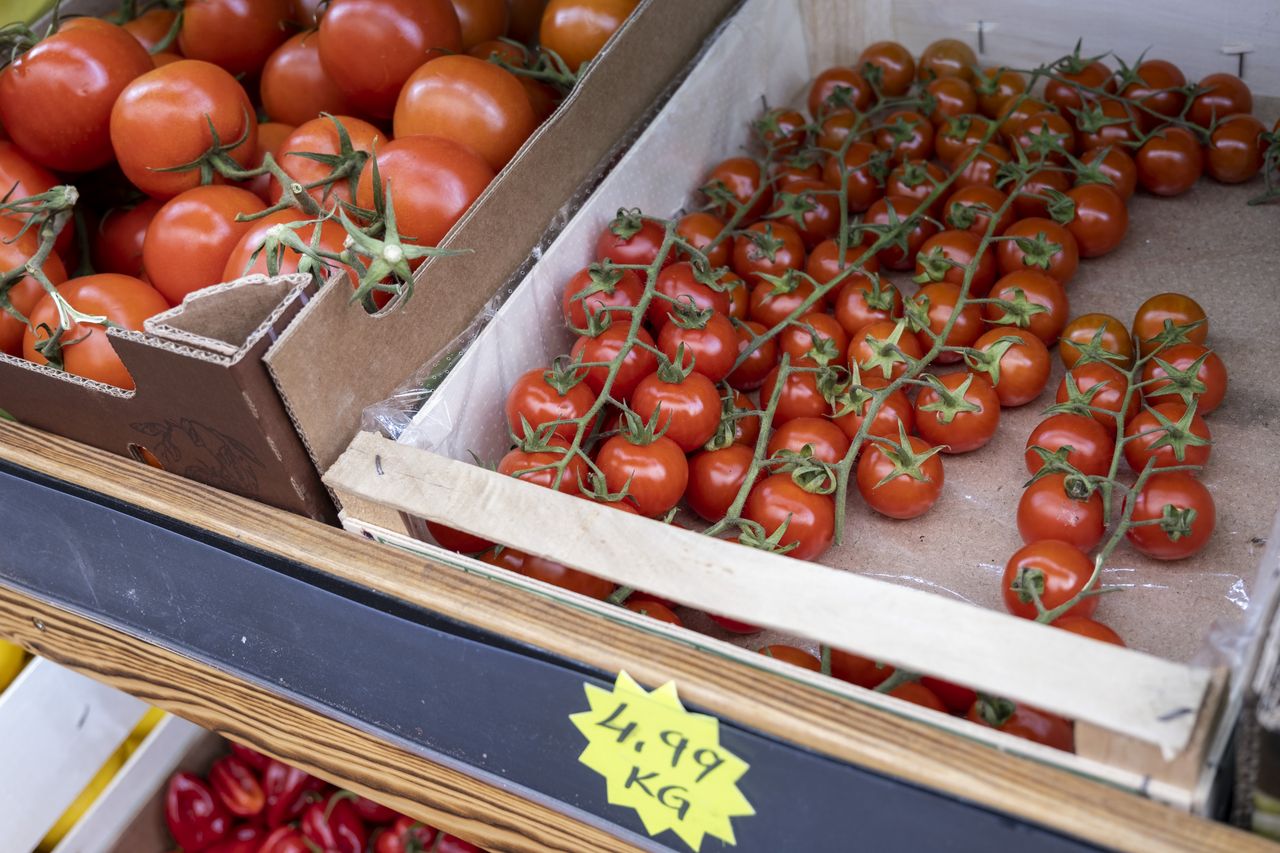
[488,44,578,93]
[945,200,987,231]
[1009,565,1049,610]
[1042,188,1076,225]
[737,516,799,556]
[1014,118,1072,162]
[973,693,1018,728]
[244,217,344,281]
[858,319,919,380]
[755,268,804,299]
[787,318,842,366]
[615,405,672,448]
[964,334,1019,384]
[826,371,877,420]
[279,114,374,213]
[854,199,917,262]
[911,246,961,285]
[744,223,787,263]
[1052,39,1110,77]
[653,344,699,383]
[1001,230,1062,272]
[1061,323,1130,368]
[152,108,260,190]
[1025,445,1087,482]
[1045,371,1115,421]
[768,451,838,496]
[1153,502,1198,541]
[1144,351,1211,407]
[880,114,922,148]
[578,469,633,506]
[1071,147,1120,188]
[765,189,819,229]
[704,390,746,451]
[1134,403,1211,464]
[916,372,981,424]
[867,422,943,489]
[608,208,645,241]
[664,299,712,331]
[983,286,1048,329]
[1139,317,1207,357]
[539,356,590,396]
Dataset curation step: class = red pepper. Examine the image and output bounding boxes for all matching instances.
[373,817,438,853]
[262,760,312,828]
[300,793,368,853]
[437,833,482,853]
[165,772,231,852]
[204,823,266,853]
[258,826,316,853]
[208,755,266,819]
[228,742,270,773]
[351,794,398,824]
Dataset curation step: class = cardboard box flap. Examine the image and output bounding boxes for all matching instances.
[145,275,312,360]
[265,0,741,475]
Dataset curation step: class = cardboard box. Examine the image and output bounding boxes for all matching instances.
[0,0,738,520]
[327,0,1280,812]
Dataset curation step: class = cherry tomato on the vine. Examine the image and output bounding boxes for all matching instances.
[1135,127,1203,197]
[1024,413,1114,478]
[1016,472,1105,551]
[143,185,266,304]
[562,264,644,328]
[686,444,755,522]
[631,369,721,452]
[658,311,738,382]
[1206,114,1266,184]
[856,434,945,519]
[498,436,588,494]
[767,417,850,465]
[1055,361,1137,433]
[759,362,832,424]
[969,326,1051,407]
[728,320,778,392]
[913,371,1001,453]
[913,229,998,297]
[505,367,597,441]
[743,473,836,561]
[92,198,163,279]
[996,217,1079,285]
[1001,539,1098,621]
[0,218,66,356]
[862,195,938,272]
[1141,343,1227,415]
[1123,402,1211,474]
[733,221,807,287]
[1125,472,1215,560]
[910,281,984,361]
[539,0,639,73]
[849,319,924,382]
[1131,292,1207,358]
[1059,312,1134,370]
[571,321,657,400]
[1064,184,1128,258]
[983,270,1070,346]
[703,156,772,222]
[857,41,915,96]
[597,433,688,517]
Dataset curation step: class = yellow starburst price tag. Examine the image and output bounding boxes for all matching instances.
[570,671,755,851]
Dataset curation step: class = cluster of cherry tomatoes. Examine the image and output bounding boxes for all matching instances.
[163,740,482,853]
[419,37,1266,752]
[0,0,635,389]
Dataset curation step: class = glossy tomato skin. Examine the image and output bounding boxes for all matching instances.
[260,32,353,127]
[807,66,872,118]
[767,417,850,465]
[727,321,778,392]
[1054,617,1125,646]
[1024,414,1114,478]
[1016,472,1104,551]
[913,229,998,297]
[319,0,462,118]
[425,520,492,554]
[0,218,67,355]
[1121,58,1187,127]
[1123,402,1211,473]
[0,18,153,173]
[747,275,822,329]
[1125,472,1215,560]
[732,222,806,287]
[597,434,688,517]
[657,311,736,382]
[1131,292,1207,358]
[539,0,639,73]
[1142,343,1227,414]
[452,0,509,49]
[971,326,1051,407]
[686,444,755,522]
[926,77,977,126]
[976,68,1026,119]
[857,435,944,519]
[950,142,1009,191]
[832,277,902,338]
[110,60,259,198]
[178,0,291,78]
[394,55,537,170]
[675,211,730,268]
[143,185,266,304]
[943,185,1014,237]
[768,178,840,249]
[996,217,1079,285]
[1079,146,1138,201]
[911,281,983,361]
[849,319,924,382]
[1065,184,1128,258]
[649,262,732,329]
[821,142,885,213]
[1135,127,1203,197]
[743,473,836,561]
[23,275,169,390]
[630,371,721,452]
[1001,539,1098,620]
[1044,60,1114,113]
[863,195,938,271]
[504,368,597,441]
[914,372,1000,453]
[624,598,682,625]
[1056,362,1136,433]
[778,312,849,367]
[562,265,643,328]
[831,383,914,442]
[966,701,1073,752]
[1188,73,1252,127]
[805,240,879,289]
[874,111,934,163]
[221,211,355,285]
[703,156,771,222]
[92,198,164,279]
[1012,167,1071,219]
[984,270,1069,346]
[1059,312,1134,370]
[857,41,915,96]
[759,364,830,425]
[122,8,178,51]
[272,115,385,206]
[599,216,670,269]
[1206,114,1266,184]
[935,114,994,166]
[497,437,588,494]
[356,135,495,246]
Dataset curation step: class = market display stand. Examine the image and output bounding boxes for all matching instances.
[0,419,1266,853]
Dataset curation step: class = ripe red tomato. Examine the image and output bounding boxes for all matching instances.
[562,264,643,328]
[598,211,669,269]
[630,370,721,452]
[272,115,385,207]
[966,699,1073,752]
[649,262,732,328]
[451,0,509,49]
[935,114,994,166]
[767,417,850,465]
[426,520,493,554]
[997,97,1053,143]
[675,212,730,268]
[925,77,977,126]
[1011,167,1071,220]
[1120,58,1187,127]
[913,229,998,297]
[759,364,830,425]
[885,160,947,215]
[596,433,688,516]
[1131,292,1207,358]
[857,434,944,519]
[1001,539,1097,620]
[498,436,588,493]
[808,67,872,118]
[178,0,291,78]
[703,156,772,222]
[920,676,978,714]
[260,33,353,127]
[394,55,537,170]
[110,59,259,198]
[910,281,983,361]
[1044,59,1114,113]
[1059,312,1134,370]
[743,473,836,561]
[918,38,976,82]
[874,111,934,162]
[914,372,1000,453]
[572,322,656,399]
[1188,73,1252,127]
[357,135,495,246]
[1079,146,1138,201]
[976,68,1026,119]
[1125,472,1215,560]
[970,326,1051,407]
[1055,361,1137,433]
[319,0,462,118]
[23,274,170,390]
[996,217,1078,285]
[747,274,822,329]
[242,121,294,203]
[686,444,755,522]
[759,645,821,671]
[481,547,614,599]
[1024,413,1114,478]
[0,18,153,173]
[889,682,947,712]
[728,320,778,392]
[658,311,736,382]
[122,8,178,51]
[943,185,1014,237]
[767,179,840,249]
[539,0,638,72]
[732,222,806,287]
[0,218,67,356]
[805,240,880,289]
[143,185,266,304]
[1124,402,1211,474]
[778,312,849,367]
[92,198,163,279]
[857,41,915,96]
[1064,184,1128,258]
[1016,472,1104,551]
[829,648,894,688]
[831,381,914,442]
[624,598,682,625]
[1012,111,1077,164]
[821,142,885,213]
[1135,127,1203,196]
[950,142,1010,191]
[862,195,938,271]
[1206,114,1266,184]
[505,367,597,441]
[221,211,355,286]
[1142,343,1227,414]
[849,319,924,382]
[832,276,902,337]
[983,270,1069,346]
[1054,617,1125,646]
[1076,98,1142,156]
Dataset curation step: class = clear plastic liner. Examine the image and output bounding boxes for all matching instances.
[363,0,1280,681]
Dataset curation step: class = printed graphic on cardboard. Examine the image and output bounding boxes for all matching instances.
[130,419,264,494]
[571,671,754,850]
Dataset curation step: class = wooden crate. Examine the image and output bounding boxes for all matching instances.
[327,0,1280,813]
